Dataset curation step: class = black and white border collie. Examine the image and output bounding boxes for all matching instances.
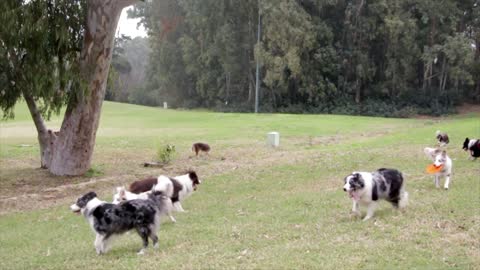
[128,171,201,213]
[70,187,169,255]
[343,168,408,221]
[463,138,480,160]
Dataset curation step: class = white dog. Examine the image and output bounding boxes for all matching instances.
[424,147,453,189]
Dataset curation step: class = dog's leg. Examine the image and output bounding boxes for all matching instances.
[363,202,377,221]
[434,175,440,188]
[94,233,105,255]
[174,202,186,212]
[136,227,150,255]
[101,235,113,253]
[166,200,176,222]
[399,191,409,209]
[149,225,159,249]
[444,174,451,190]
[351,201,360,216]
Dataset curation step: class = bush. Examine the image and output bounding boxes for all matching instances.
[156,144,176,164]
[391,106,418,118]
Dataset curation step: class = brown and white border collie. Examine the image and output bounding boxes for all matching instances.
[112,180,176,222]
[124,171,201,216]
[435,130,449,147]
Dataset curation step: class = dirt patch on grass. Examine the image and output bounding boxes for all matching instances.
[0,133,343,215]
[0,119,468,215]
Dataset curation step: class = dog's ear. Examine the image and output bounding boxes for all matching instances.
[441,150,447,157]
[351,173,364,188]
[424,147,434,158]
[188,171,199,184]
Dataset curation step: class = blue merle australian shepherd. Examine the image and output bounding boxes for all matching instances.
[343,168,408,221]
[70,186,169,255]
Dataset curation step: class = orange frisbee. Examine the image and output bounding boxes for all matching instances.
[426,164,443,174]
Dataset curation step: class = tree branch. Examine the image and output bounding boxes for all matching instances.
[22,91,48,135]
[118,0,140,9]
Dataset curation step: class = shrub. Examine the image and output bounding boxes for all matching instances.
[156,144,176,164]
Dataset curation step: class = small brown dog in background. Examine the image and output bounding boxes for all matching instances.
[192,142,210,156]
[436,130,449,147]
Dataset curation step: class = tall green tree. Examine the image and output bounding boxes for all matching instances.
[1,0,140,175]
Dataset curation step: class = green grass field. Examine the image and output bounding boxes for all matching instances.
[0,101,479,270]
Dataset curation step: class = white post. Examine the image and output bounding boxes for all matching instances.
[267,132,279,147]
[163,102,168,109]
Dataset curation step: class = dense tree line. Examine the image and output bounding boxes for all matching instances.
[129,0,479,116]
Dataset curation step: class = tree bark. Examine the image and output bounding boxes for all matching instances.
[438,56,447,93]
[355,79,361,104]
[22,91,57,169]
[475,37,480,100]
[248,69,255,103]
[46,0,138,176]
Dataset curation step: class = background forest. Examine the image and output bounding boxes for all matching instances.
[108,0,479,117]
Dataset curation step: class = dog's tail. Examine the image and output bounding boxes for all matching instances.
[399,191,409,209]
[154,175,174,198]
[112,186,127,204]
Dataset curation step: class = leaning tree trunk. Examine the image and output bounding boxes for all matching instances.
[23,92,56,169]
[475,37,480,101]
[46,0,138,176]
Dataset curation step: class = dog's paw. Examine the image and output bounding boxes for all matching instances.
[362,216,372,222]
[350,211,361,219]
[137,249,145,255]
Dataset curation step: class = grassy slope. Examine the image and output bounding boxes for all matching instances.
[0,101,479,270]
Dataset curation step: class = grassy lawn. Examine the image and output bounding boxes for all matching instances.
[0,101,479,269]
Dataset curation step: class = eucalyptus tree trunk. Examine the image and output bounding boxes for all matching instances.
[43,0,138,176]
[475,38,480,100]
[355,79,361,104]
